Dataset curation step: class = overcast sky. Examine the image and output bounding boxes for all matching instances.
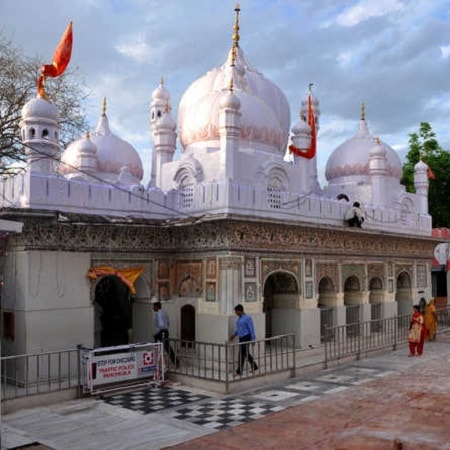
[2,0,450,185]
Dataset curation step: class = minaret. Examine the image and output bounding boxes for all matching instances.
[150,78,176,188]
[414,159,429,214]
[20,94,60,174]
[369,134,387,206]
[78,132,97,177]
[219,79,241,179]
[218,4,242,180]
[152,99,177,188]
[290,112,311,193]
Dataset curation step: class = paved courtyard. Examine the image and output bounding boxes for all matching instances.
[2,334,450,449]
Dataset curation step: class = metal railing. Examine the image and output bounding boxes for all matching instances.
[1,348,81,400]
[167,334,296,391]
[324,306,450,367]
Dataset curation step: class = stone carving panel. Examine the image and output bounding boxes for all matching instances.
[261,259,301,281]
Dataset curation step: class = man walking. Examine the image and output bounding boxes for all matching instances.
[230,304,258,376]
[152,300,178,367]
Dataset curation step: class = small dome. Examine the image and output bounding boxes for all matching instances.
[219,89,241,110]
[414,159,428,172]
[22,95,59,121]
[369,138,386,157]
[60,113,143,182]
[78,134,97,156]
[326,118,402,183]
[151,79,170,103]
[178,46,290,155]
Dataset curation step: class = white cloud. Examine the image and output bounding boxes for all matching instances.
[336,0,405,27]
[440,45,450,59]
[115,34,153,63]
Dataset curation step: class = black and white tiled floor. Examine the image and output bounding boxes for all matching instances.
[99,364,394,430]
[169,398,285,430]
[100,386,210,414]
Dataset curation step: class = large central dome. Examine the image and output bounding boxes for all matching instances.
[178,45,291,155]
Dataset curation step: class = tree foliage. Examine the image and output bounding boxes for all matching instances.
[402,122,450,228]
[0,31,89,173]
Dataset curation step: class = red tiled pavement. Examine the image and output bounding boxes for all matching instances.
[165,336,450,450]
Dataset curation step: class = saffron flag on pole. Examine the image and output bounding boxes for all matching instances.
[427,167,435,180]
[38,21,73,98]
[289,92,316,159]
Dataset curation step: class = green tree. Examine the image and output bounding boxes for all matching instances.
[401,122,450,228]
[0,32,89,173]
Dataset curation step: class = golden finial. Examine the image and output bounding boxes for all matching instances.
[308,83,314,92]
[86,131,90,139]
[230,4,240,67]
[361,101,365,120]
[164,101,170,113]
[233,4,241,46]
[229,78,234,92]
[160,76,164,85]
[375,136,380,144]
[102,97,107,116]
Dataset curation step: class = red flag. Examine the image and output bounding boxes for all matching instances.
[428,167,435,180]
[289,93,316,159]
[38,22,73,98]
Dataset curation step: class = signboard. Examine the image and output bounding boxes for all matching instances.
[84,342,164,394]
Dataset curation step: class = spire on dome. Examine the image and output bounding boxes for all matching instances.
[230,4,241,67]
[361,101,365,121]
[102,97,107,116]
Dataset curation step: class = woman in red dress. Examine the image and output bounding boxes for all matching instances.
[408,305,426,356]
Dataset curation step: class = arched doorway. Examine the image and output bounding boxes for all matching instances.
[318,276,337,341]
[180,304,196,347]
[263,271,299,338]
[369,277,383,331]
[344,275,362,336]
[94,275,132,347]
[396,271,412,316]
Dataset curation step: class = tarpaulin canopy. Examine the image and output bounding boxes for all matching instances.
[87,266,144,295]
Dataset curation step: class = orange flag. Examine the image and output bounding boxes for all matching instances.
[427,167,435,180]
[38,21,73,98]
[289,93,316,159]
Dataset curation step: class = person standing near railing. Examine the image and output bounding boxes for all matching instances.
[229,304,258,376]
[424,299,438,341]
[152,300,178,368]
[408,304,426,357]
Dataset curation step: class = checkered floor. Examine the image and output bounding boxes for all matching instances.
[100,386,210,414]
[99,364,391,430]
[169,398,285,430]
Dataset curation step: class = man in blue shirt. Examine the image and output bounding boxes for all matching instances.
[152,300,178,368]
[229,304,258,376]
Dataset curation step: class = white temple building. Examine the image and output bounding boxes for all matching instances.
[0,6,438,358]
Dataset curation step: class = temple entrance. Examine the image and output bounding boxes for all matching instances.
[263,271,299,338]
[369,277,383,331]
[318,276,337,341]
[94,275,132,347]
[396,271,413,316]
[344,275,363,336]
[180,304,196,347]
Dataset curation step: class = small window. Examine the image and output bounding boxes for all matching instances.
[180,186,194,208]
[42,129,49,139]
[30,128,36,139]
[267,186,282,209]
[157,110,162,118]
